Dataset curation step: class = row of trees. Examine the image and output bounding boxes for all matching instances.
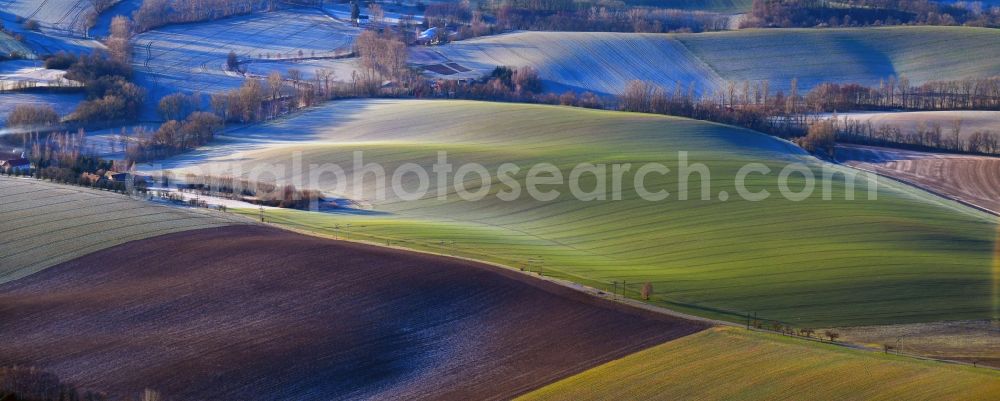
[834,116,999,154]
[126,112,224,162]
[804,77,1000,112]
[618,79,1000,156]
[1,366,110,401]
[4,105,60,128]
[176,174,324,209]
[619,80,808,138]
[745,0,1000,28]
[132,0,273,31]
[426,0,732,35]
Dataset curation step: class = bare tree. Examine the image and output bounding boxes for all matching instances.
[107,16,133,65]
[640,282,653,300]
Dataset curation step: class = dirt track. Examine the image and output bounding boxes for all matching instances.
[0,226,705,400]
[838,145,1000,215]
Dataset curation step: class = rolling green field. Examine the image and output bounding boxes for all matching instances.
[517,327,1000,401]
[0,176,247,284]
[163,99,1000,327]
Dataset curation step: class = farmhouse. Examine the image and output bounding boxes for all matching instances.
[0,157,30,171]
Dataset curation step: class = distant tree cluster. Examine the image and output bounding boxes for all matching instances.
[126,112,224,162]
[618,77,1000,156]
[158,92,201,120]
[355,30,409,93]
[745,0,1000,28]
[834,115,999,155]
[804,77,1000,112]
[796,119,837,157]
[423,0,731,39]
[43,52,79,70]
[4,105,61,128]
[132,0,272,32]
[65,52,145,124]
[618,79,808,138]
[177,174,324,209]
[0,366,109,401]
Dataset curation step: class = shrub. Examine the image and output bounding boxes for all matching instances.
[226,50,239,71]
[43,52,78,70]
[796,120,837,157]
[22,19,39,31]
[4,105,60,127]
[158,92,198,120]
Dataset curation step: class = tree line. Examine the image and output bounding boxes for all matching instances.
[745,0,1000,28]
[173,173,324,209]
[805,77,1000,112]
[618,78,1000,156]
[1,366,113,401]
[425,0,732,37]
[834,114,999,154]
[132,0,273,32]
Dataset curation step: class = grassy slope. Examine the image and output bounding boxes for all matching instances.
[431,31,726,95]
[181,99,1000,327]
[517,327,1000,401]
[0,32,33,58]
[428,26,1000,95]
[0,176,247,284]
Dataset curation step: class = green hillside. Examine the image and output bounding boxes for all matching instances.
[159,99,999,327]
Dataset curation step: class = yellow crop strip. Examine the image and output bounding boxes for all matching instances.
[518,327,1000,401]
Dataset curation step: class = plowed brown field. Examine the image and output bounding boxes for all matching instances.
[838,145,1000,215]
[0,225,705,401]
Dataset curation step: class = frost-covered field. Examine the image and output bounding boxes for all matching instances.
[425,31,726,96]
[0,30,33,57]
[242,57,361,83]
[133,8,360,108]
[0,91,83,127]
[0,59,79,89]
[676,26,1000,92]
[0,176,247,284]
[0,0,93,34]
[323,2,424,24]
[426,26,1000,96]
[0,5,104,55]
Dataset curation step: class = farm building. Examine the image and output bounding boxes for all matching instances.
[0,157,30,171]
